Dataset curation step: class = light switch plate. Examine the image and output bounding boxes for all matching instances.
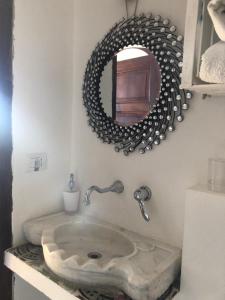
[27,153,47,172]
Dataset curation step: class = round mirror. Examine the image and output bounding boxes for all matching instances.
[83,14,192,155]
[101,46,161,126]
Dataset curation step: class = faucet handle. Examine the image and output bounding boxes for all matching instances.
[134,186,151,222]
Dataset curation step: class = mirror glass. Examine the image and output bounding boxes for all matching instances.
[100,46,161,126]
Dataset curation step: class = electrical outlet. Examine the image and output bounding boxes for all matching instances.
[27,153,47,172]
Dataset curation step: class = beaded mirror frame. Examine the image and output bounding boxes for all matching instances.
[83,14,192,156]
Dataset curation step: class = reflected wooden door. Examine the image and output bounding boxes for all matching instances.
[113,55,152,126]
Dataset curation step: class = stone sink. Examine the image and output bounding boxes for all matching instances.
[24,213,181,300]
[41,216,181,300]
[43,222,135,268]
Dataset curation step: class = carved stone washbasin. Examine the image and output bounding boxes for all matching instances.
[41,215,181,300]
[43,223,135,268]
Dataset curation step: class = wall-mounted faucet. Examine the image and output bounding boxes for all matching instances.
[134,186,152,222]
[84,180,124,206]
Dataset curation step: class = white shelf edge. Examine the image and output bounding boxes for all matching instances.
[4,251,79,300]
[187,184,225,198]
[180,83,225,95]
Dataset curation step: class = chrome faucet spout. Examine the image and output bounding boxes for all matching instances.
[84,186,97,206]
[84,180,124,206]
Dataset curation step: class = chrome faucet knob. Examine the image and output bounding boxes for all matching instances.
[134,186,151,222]
[134,186,151,201]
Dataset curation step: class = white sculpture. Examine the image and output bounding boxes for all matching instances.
[199,0,225,83]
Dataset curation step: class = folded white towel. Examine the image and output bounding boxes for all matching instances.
[199,41,225,83]
[208,0,225,41]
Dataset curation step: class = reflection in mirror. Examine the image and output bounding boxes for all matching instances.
[101,46,161,126]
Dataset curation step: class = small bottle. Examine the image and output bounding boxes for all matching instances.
[63,173,80,214]
[68,173,76,192]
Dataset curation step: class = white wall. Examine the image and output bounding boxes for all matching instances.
[117,48,148,61]
[13,0,74,299]
[72,0,225,248]
[12,0,225,299]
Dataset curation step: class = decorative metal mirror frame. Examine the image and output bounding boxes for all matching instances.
[83,14,192,156]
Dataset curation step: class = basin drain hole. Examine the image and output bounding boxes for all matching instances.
[87,251,102,259]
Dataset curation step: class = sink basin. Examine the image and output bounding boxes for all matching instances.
[41,214,181,300]
[49,222,135,267]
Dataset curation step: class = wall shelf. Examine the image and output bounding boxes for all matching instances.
[181,0,225,95]
[4,244,124,300]
[5,245,80,300]
[5,243,180,300]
